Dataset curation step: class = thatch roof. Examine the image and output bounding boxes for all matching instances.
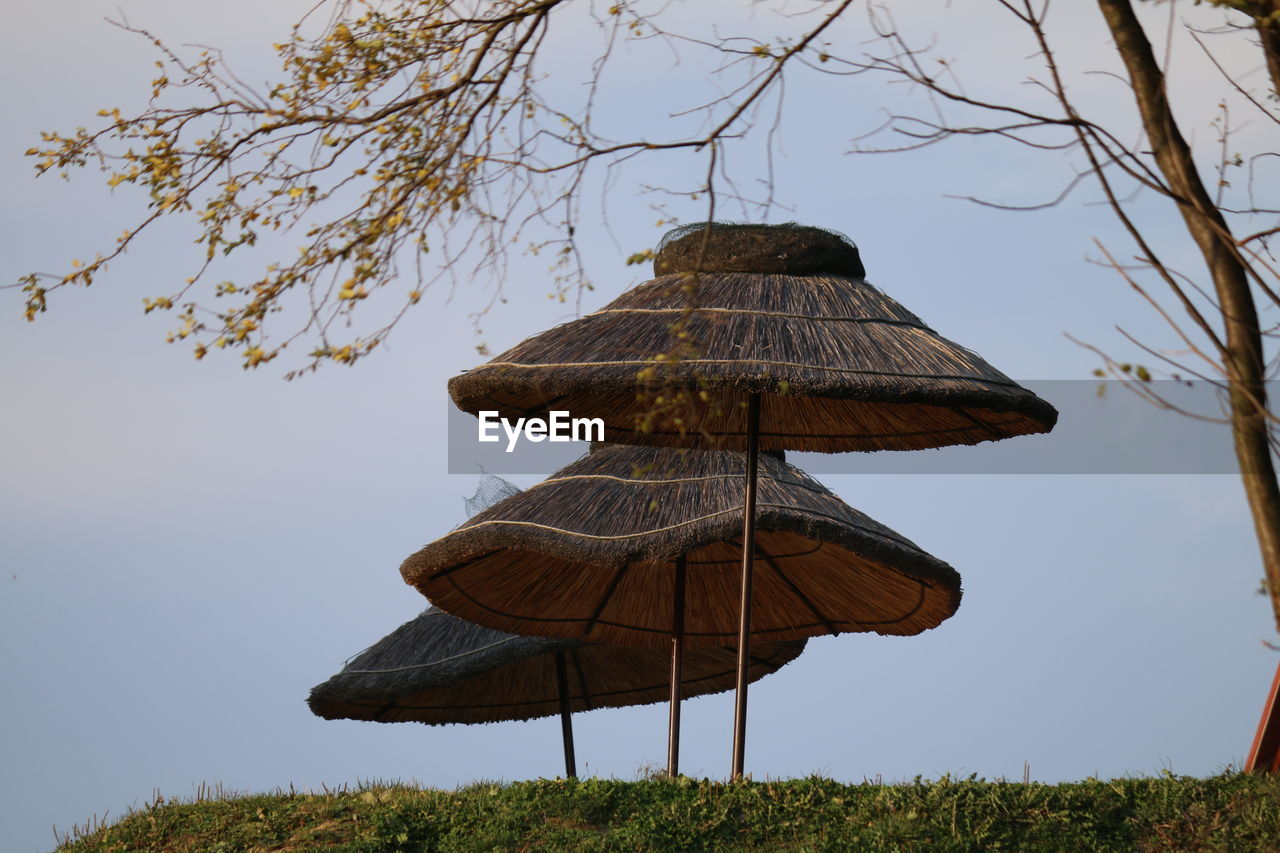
[653,222,867,277]
[308,607,806,725]
[449,222,1056,453]
[402,444,962,647]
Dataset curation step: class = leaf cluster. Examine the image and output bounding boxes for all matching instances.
[16,0,856,375]
[20,1,587,373]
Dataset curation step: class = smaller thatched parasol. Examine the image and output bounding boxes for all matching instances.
[309,606,806,778]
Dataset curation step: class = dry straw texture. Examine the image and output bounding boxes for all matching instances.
[449,222,1056,452]
[402,444,961,647]
[654,222,867,277]
[308,607,805,725]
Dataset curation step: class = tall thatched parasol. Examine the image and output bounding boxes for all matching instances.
[402,443,963,772]
[450,223,1057,453]
[447,223,1054,777]
[308,606,806,777]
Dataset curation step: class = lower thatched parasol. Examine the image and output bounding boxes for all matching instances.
[309,606,806,777]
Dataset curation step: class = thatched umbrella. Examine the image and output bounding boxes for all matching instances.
[402,443,963,772]
[450,223,1057,453]
[308,606,806,778]
[447,223,1054,777]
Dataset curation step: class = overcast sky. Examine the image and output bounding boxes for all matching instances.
[3,2,1278,851]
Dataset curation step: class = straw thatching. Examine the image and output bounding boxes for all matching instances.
[449,222,1056,452]
[654,222,867,278]
[402,444,962,647]
[308,607,806,725]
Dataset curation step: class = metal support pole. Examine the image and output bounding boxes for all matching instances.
[1247,659,1280,772]
[555,650,577,778]
[667,554,687,777]
[731,393,761,780]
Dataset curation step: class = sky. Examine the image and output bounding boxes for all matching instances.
[2,2,1278,851]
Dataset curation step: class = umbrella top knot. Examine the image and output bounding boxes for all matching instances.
[653,222,865,278]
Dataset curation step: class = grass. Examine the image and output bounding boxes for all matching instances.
[53,772,1280,852]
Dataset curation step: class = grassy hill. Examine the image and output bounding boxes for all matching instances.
[54,773,1280,852]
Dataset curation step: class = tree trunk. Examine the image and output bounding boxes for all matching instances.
[1257,8,1280,99]
[1237,0,1280,99]
[1097,0,1280,631]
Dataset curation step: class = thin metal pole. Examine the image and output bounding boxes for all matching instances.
[1246,659,1280,772]
[731,393,761,780]
[667,554,687,777]
[555,650,577,778]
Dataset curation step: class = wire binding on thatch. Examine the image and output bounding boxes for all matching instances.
[307,607,806,725]
[402,444,962,647]
[448,222,1056,452]
[464,473,522,519]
